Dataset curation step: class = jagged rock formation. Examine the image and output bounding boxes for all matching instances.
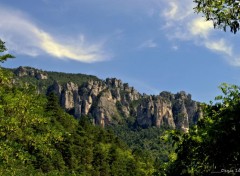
[136,95,175,129]
[49,79,201,131]
[11,66,202,131]
[15,66,48,80]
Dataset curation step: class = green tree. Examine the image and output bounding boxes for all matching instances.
[0,39,164,175]
[194,0,240,33]
[0,39,14,63]
[0,39,14,85]
[166,84,240,175]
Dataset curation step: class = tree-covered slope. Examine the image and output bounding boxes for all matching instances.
[2,39,240,175]
[5,66,100,94]
[6,66,202,132]
[0,40,155,175]
[0,69,155,175]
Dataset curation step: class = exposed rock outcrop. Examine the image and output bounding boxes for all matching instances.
[15,66,48,80]
[49,78,201,131]
[11,67,202,131]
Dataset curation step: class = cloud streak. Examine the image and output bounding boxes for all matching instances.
[161,0,240,66]
[205,39,232,56]
[138,39,157,49]
[0,6,107,63]
[189,18,212,38]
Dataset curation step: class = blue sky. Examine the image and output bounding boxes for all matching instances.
[1,0,240,102]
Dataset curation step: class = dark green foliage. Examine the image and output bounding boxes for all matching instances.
[0,40,153,175]
[46,92,61,114]
[0,74,152,175]
[130,99,142,109]
[116,101,126,118]
[0,40,14,85]
[5,39,240,175]
[194,0,240,33]
[107,124,174,175]
[47,71,100,85]
[166,84,240,175]
[7,66,100,94]
[0,39,14,63]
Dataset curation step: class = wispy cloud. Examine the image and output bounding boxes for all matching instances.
[138,39,157,49]
[172,45,179,51]
[0,6,107,63]
[205,39,232,56]
[161,0,240,66]
[163,2,178,19]
[189,18,212,38]
[162,0,193,20]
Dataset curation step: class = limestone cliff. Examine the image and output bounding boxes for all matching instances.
[50,79,201,131]
[11,66,202,131]
[14,66,48,80]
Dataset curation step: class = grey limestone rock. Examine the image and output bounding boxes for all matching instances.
[14,66,48,80]
[49,77,201,131]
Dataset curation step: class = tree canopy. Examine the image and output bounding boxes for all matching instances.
[0,39,155,175]
[166,83,240,175]
[194,0,240,33]
[0,39,14,63]
[2,38,240,175]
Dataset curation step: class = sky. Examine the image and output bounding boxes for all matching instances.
[1,0,240,103]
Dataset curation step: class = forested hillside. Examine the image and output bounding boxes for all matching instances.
[0,69,158,175]
[0,40,157,175]
[8,66,202,132]
[1,67,175,175]
[1,39,240,175]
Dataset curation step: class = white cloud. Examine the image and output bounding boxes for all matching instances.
[172,45,179,51]
[138,39,157,49]
[229,57,240,66]
[163,2,178,19]
[162,0,194,20]
[0,6,107,63]
[205,39,232,56]
[189,18,213,38]
[161,0,240,66]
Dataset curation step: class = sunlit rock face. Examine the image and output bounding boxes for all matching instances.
[49,78,201,131]
[15,66,48,80]
[13,67,201,131]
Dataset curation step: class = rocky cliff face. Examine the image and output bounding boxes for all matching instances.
[49,78,201,131]
[14,66,48,80]
[12,67,202,131]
